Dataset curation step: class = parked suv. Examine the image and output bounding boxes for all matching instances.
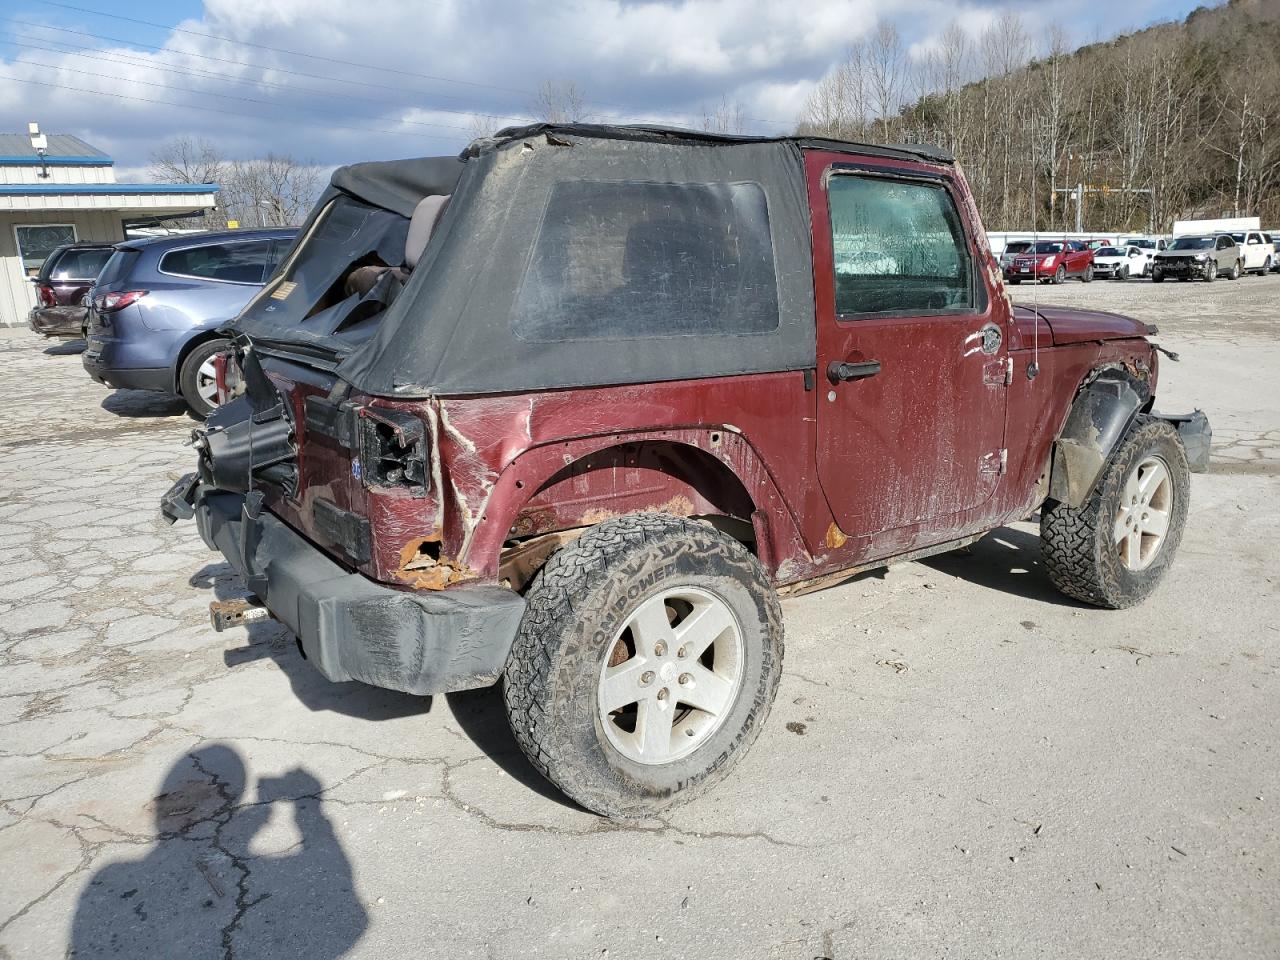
[27,242,114,338]
[1152,234,1241,282]
[163,125,1210,818]
[1005,239,1094,283]
[1228,230,1275,275]
[83,228,296,416]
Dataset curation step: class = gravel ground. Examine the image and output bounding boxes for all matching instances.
[0,275,1277,959]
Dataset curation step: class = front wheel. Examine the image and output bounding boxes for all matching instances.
[1053,265,1066,285]
[1040,417,1190,608]
[1152,268,1164,283]
[503,514,783,818]
[1205,260,1217,282]
[178,339,230,419]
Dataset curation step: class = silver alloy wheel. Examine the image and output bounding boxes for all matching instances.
[195,355,220,406]
[1113,455,1173,571]
[597,587,744,765]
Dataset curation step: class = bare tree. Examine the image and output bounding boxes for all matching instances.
[866,21,904,140]
[149,136,225,187]
[532,80,592,123]
[701,96,747,135]
[799,41,869,139]
[224,155,323,228]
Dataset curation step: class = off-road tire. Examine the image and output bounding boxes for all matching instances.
[503,513,784,818]
[1040,417,1191,609]
[178,338,230,419]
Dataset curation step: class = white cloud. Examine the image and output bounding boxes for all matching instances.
[0,0,1216,172]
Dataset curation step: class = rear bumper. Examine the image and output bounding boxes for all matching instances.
[184,482,525,696]
[82,338,171,392]
[28,306,86,337]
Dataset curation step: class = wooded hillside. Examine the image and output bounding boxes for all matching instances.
[797,0,1280,232]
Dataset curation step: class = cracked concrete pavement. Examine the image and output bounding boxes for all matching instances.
[0,274,1277,959]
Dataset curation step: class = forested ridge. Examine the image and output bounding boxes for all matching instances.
[797,0,1280,232]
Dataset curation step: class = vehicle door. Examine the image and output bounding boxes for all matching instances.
[1069,241,1092,275]
[1216,235,1236,271]
[807,154,1010,537]
[1244,232,1265,270]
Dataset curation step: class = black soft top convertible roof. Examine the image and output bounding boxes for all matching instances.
[471,122,956,166]
[232,123,953,397]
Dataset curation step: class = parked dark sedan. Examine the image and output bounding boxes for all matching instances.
[83,228,296,417]
[27,242,114,338]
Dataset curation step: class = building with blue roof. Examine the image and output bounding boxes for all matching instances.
[0,129,218,327]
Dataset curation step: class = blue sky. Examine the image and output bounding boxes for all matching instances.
[0,0,1223,178]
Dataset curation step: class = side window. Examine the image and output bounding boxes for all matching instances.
[827,174,973,318]
[160,240,274,284]
[1248,233,1260,245]
[265,238,291,278]
[511,179,779,342]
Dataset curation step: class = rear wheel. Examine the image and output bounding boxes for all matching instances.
[1041,417,1190,609]
[178,339,229,419]
[1228,260,1241,280]
[503,514,783,818]
[1008,276,1021,285]
[1081,265,1093,282]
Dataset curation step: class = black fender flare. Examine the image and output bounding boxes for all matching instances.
[1049,371,1148,508]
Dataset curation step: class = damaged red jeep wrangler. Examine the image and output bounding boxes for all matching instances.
[163,124,1210,817]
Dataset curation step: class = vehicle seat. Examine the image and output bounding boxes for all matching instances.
[344,194,450,298]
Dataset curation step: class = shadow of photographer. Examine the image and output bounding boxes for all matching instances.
[70,744,368,959]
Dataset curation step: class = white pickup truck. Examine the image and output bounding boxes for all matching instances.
[1228,230,1276,275]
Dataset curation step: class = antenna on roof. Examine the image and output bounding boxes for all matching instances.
[28,122,50,179]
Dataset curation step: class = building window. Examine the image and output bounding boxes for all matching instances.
[15,224,77,276]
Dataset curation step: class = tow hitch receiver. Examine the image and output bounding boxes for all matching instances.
[210,598,272,632]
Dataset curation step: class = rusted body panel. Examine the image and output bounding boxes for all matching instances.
[252,144,1159,599]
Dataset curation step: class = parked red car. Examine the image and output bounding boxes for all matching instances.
[164,124,1209,817]
[1006,239,1095,284]
[28,242,114,338]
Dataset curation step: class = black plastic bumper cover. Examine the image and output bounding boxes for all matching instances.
[193,487,526,696]
[1156,409,1212,473]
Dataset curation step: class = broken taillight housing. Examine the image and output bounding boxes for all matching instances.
[37,283,57,307]
[93,290,147,313]
[361,409,429,496]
